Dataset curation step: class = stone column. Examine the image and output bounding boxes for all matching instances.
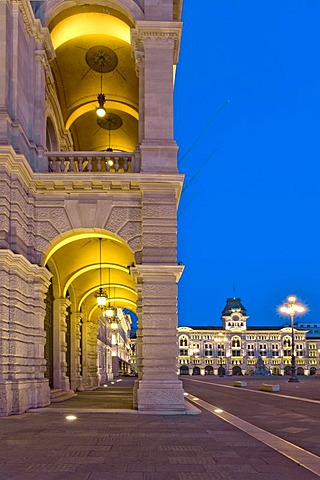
[69,312,84,391]
[131,265,185,413]
[53,298,72,391]
[0,250,51,416]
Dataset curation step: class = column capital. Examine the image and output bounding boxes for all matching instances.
[54,298,71,316]
[131,21,182,64]
[131,264,184,284]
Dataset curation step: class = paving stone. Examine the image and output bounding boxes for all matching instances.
[1,378,320,480]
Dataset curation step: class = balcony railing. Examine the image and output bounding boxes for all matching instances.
[46,151,138,173]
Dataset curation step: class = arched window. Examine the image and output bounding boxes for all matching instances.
[283,336,291,348]
[231,336,241,357]
[232,337,241,348]
[179,336,188,347]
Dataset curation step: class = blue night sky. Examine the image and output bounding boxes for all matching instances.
[174,1,320,327]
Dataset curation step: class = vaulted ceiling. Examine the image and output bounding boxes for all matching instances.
[45,232,137,322]
[48,5,139,152]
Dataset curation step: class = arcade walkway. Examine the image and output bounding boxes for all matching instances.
[0,377,319,479]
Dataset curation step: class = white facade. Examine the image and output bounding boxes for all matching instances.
[177,298,317,377]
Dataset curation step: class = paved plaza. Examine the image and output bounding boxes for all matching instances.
[1,377,319,480]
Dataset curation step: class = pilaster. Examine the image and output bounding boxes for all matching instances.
[53,298,72,391]
[69,312,84,391]
[82,320,99,390]
[132,22,182,172]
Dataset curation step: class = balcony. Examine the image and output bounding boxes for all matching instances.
[46,151,139,174]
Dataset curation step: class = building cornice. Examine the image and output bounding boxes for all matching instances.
[0,147,184,201]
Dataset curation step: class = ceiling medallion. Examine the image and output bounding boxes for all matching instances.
[97,114,123,130]
[86,46,118,73]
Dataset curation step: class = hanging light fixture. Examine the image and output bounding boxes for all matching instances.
[94,238,107,308]
[96,69,106,118]
[104,267,115,318]
[106,117,113,152]
[109,286,119,329]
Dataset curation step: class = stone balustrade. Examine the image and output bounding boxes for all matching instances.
[46,151,137,173]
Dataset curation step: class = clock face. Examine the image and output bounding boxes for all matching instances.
[232,314,240,322]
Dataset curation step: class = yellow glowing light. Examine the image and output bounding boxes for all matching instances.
[44,231,128,266]
[280,306,289,314]
[214,408,224,413]
[79,284,137,311]
[105,307,115,318]
[63,263,128,298]
[97,295,107,307]
[110,321,119,330]
[96,107,107,118]
[183,392,188,396]
[51,14,131,50]
[65,415,77,421]
[288,295,297,303]
[65,102,139,130]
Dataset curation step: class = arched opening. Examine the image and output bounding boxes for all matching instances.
[310,367,317,376]
[284,366,291,376]
[232,366,242,376]
[192,367,201,376]
[43,230,137,393]
[180,366,189,376]
[297,367,304,376]
[204,366,213,375]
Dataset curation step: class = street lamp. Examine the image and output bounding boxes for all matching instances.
[279,295,305,383]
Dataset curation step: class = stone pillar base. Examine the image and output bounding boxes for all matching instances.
[0,379,50,416]
[135,379,186,414]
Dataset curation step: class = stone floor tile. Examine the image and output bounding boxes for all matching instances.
[155,463,207,473]
[88,473,143,480]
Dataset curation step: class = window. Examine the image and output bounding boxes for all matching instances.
[232,337,241,348]
[283,337,291,348]
[259,344,267,356]
[204,343,213,357]
[232,350,241,356]
[247,344,255,357]
[179,336,188,347]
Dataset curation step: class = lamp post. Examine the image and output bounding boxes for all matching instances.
[279,295,305,383]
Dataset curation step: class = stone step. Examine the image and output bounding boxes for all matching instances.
[50,389,77,403]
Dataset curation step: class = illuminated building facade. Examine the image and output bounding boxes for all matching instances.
[0,0,184,416]
[178,298,319,376]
